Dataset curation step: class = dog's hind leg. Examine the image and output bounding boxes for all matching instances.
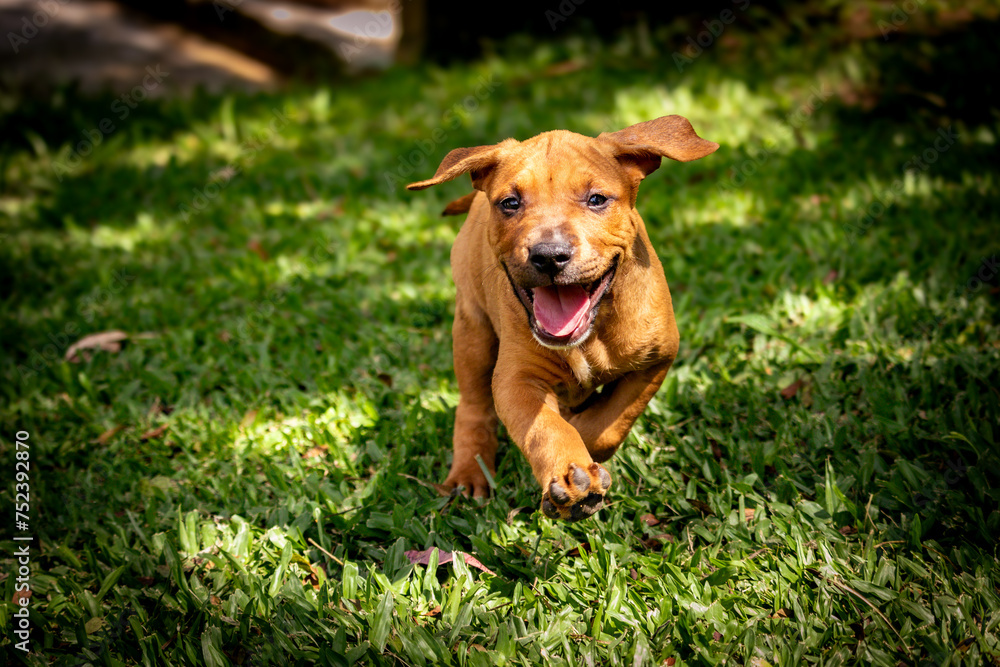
[445,301,500,498]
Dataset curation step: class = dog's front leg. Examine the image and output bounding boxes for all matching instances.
[569,360,673,462]
[493,351,612,521]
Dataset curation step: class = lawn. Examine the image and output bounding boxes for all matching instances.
[2,5,999,666]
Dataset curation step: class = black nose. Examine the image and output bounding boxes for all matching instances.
[529,242,575,277]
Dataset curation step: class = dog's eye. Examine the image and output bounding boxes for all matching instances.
[588,194,608,207]
[499,197,520,212]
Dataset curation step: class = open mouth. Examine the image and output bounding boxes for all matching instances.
[508,257,618,348]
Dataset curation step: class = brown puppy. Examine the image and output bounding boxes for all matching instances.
[408,116,717,521]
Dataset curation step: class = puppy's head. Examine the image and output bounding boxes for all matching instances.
[408,115,717,348]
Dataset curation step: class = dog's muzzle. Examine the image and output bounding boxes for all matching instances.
[506,257,618,348]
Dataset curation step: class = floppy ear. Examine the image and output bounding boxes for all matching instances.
[407,144,501,191]
[598,115,718,179]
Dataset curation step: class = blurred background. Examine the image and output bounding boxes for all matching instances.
[1,0,997,105]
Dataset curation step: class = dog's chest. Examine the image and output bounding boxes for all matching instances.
[553,346,619,407]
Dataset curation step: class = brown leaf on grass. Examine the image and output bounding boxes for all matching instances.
[713,631,723,641]
[567,542,591,557]
[376,373,393,388]
[688,498,714,515]
[140,424,169,440]
[839,525,857,536]
[461,553,496,576]
[780,379,804,399]
[303,563,323,589]
[640,513,661,527]
[424,605,442,617]
[403,548,497,576]
[432,482,454,497]
[147,397,173,417]
[246,238,269,261]
[239,409,258,430]
[65,330,129,362]
[304,445,328,459]
[13,589,31,605]
[745,508,756,522]
[770,608,794,619]
[543,59,587,77]
[641,533,675,551]
[93,424,125,444]
[506,506,534,524]
[710,441,723,461]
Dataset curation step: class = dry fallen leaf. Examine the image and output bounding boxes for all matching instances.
[93,424,125,445]
[304,445,328,459]
[641,533,675,551]
[745,508,756,522]
[403,548,497,576]
[65,330,129,362]
[640,513,661,527]
[506,506,534,524]
[432,482,454,497]
[780,379,804,400]
[140,424,169,440]
[688,498,714,515]
[247,238,269,261]
[239,409,258,430]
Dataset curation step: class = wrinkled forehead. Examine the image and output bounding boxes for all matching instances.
[490,131,624,193]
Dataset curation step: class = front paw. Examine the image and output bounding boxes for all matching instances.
[540,462,612,521]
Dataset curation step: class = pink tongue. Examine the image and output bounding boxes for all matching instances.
[533,285,591,337]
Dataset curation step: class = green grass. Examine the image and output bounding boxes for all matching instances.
[2,7,1000,666]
